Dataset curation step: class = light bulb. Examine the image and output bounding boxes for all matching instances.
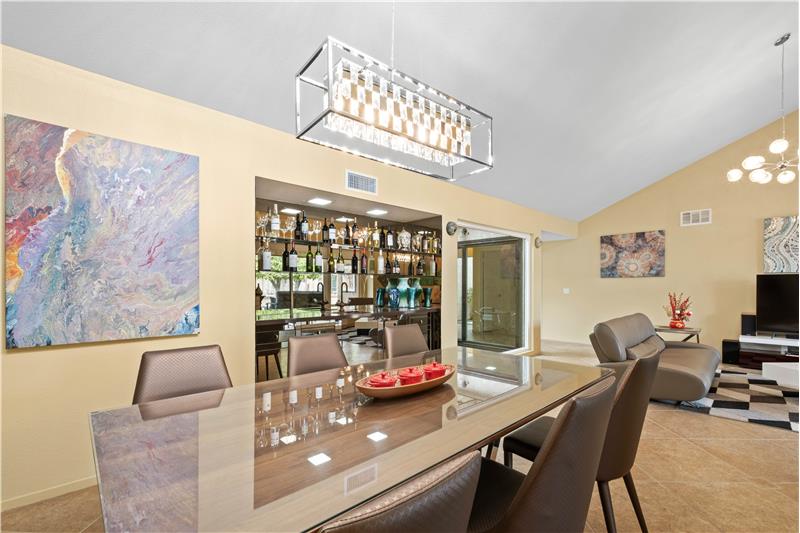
[726,168,743,182]
[742,155,765,170]
[777,170,796,184]
[769,138,789,154]
[749,169,772,184]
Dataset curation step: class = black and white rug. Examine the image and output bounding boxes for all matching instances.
[680,369,798,432]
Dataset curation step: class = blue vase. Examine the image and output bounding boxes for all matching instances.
[388,287,400,309]
[375,288,385,307]
[423,287,433,308]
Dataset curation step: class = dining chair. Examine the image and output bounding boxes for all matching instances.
[288,333,348,376]
[320,451,481,533]
[132,344,232,404]
[501,354,660,533]
[384,324,429,357]
[467,376,616,533]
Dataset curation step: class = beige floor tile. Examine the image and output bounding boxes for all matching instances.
[647,401,681,411]
[647,409,797,439]
[774,482,799,502]
[634,438,746,483]
[665,481,799,533]
[79,517,105,533]
[640,417,681,439]
[1,486,101,533]
[585,478,721,533]
[689,438,798,484]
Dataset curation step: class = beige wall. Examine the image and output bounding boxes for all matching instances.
[542,112,799,351]
[0,46,576,507]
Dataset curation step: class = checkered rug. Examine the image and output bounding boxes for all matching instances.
[680,369,798,432]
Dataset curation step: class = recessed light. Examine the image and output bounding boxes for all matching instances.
[280,207,301,215]
[308,197,332,206]
[335,216,354,223]
[307,453,331,466]
[366,209,388,216]
[367,431,388,442]
[485,366,497,371]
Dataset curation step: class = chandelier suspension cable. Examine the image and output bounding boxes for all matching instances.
[780,37,786,141]
[390,0,396,71]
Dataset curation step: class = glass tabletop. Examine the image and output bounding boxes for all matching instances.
[90,346,609,532]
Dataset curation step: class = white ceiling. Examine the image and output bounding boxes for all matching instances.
[2,2,797,221]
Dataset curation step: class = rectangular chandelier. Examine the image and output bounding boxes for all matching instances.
[295,37,493,181]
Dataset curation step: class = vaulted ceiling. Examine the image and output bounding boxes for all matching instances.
[2,1,797,221]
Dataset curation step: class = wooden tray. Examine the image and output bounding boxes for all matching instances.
[356,365,455,399]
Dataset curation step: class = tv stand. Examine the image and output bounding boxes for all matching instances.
[737,335,798,370]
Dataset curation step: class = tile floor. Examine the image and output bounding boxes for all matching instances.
[2,340,797,532]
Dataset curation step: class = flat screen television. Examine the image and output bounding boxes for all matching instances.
[756,273,799,334]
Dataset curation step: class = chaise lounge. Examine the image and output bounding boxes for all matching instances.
[590,313,721,402]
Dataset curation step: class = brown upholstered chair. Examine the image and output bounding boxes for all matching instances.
[501,354,660,533]
[288,333,348,376]
[132,344,232,404]
[467,376,616,533]
[320,451,481,533]
[384,324,429,358]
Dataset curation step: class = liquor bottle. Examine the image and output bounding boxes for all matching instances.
[301,211,309,240]
[306,245,314,273]
[351,218,359,245]
[337,249,345,273]
[393,254,400,274]
[407,255,414,276]
[432,231,440,254]
[327,250,335,273]
[260,238,272,272]
[377,249,385,274]
[328,218,337,243]
[431,256,438,276]
[289,241,298,272]
[368,250,375,274]
[416,255,425,276]
[315,243,323,273]
[294,213,303,240]
[270,203,281,233]
[256,238,263,270]
[322,218,329,244]
[351,250,359,274]
[282,241,290,272]
[344,218,351,245]
[371,221,380,248]
[386,227,395,249]
[385,252,392,274]
[421,232,429,253]
[360,249,368,274]
[380,226,387,249]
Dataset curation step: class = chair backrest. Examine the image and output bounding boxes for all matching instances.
[320,451,481,533]
[592,313,656,362]
[288,333,348,376]
[384,324,429,358]
[132,344,232,404]
[597,353,660,481]
[501,376,616,533]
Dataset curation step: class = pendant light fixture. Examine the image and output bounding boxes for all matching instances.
[295,6,492,182]
[726,33,798,185]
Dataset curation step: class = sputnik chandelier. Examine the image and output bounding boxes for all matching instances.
[295,7,492,181]
[726,33,797,185]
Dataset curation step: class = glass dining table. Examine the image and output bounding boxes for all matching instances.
[89,346,610,532]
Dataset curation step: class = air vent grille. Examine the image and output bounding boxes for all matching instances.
[680,208,712,227]
[345,170,378,194]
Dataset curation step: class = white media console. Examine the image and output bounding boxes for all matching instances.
[738,335,799,388]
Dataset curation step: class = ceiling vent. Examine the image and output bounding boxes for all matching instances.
[345,170,378,195]
[680,208,712,227]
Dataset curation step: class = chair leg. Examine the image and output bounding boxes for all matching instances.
[597,480,617,533]
[485,439,500,460]
[623,473,648,533]
[273,352,283,379]
[503,449,513,468]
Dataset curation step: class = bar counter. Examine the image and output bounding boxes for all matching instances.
[255,304,441,325]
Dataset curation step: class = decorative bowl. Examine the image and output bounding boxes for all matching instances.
[398,367,424,385]
[356,364,455,399]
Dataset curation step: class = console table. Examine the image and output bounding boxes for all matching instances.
[655,326,701,343]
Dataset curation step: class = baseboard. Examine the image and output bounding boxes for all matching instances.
[1,475,97,511]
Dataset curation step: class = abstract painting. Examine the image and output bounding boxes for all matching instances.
[764,216,799,273]
[600,230,665,278]
[5,115,199,348]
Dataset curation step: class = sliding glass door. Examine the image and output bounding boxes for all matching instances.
[457,236,524,351]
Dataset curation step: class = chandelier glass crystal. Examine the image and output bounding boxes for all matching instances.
[726,33,798,185]
[296,37,493,181]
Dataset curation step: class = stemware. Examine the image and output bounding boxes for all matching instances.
[284,218,296,240]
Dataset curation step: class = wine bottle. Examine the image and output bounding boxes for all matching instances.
[360,249,368,274]
[385,252,392,274]
[328,219,337,243]
[344,218,351,245]
[380,226,386,249]
[350,249,359,274]
[431,256,438,276]
[393,254,400,274]
[407,255,414,276]
[327,250,335,273]
[386,227,394,249]
[421,232,429,253]
[282,242,290,272]
[306,245,313,273]
[294,213,303,240]
[377,249,385,274]
[261,238,272,272]
[301,211,309,240]
[322,218,329,244]
[368,250,376,273]
[337,249,345,273]
[315,243,323,273]
[352,218,359,245]
[289,240,298,272]
[270,203,281,233]
[371,221,380,248]
[416,255,424,275]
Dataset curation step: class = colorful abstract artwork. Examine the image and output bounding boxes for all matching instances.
[764,216,799,273]
[5,115,199,348]
[600,230,665,278]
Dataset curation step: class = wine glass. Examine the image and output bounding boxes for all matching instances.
[312,220,322,241]
[284,218,296,240]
